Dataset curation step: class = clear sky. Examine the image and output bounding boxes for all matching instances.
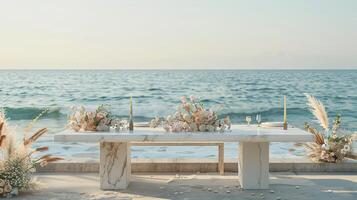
[0,0,356,69]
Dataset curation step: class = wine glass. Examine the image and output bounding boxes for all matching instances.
[256,114,261,127]
[246,116,252,126]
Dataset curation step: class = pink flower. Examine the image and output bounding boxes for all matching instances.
[181,96,187,104]
[190,95,195,102]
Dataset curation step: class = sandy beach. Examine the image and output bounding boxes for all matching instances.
[12,172,357,200]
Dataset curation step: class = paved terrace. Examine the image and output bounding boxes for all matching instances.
[15,172,357,200]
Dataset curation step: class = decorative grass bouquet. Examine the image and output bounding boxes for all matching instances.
[0,109,62,197]
[150,96,231,132]
[304,94,352,163]
[67,105,128,132]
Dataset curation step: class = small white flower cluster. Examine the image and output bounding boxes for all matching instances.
[109,120,129,132]
[340,144,351,155]
[0,157,32,197]
[319,135,352,163]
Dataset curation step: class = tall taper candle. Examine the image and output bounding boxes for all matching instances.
[283,95,287,130]
[129,96,134,131]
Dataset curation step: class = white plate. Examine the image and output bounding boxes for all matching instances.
[134,122,150,127]
[261,122,285,127]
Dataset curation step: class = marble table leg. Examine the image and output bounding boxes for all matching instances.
[238,142,269,189]
[100,142,131,190]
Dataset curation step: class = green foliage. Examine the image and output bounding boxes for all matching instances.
[332,114,341,135]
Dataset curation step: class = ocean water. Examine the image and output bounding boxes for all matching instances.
[1,70,357,161]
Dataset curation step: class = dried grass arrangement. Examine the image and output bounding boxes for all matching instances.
[150,96,231,132]
[0,109,62,197]
[67,105,128,132]
[304,94,352,163]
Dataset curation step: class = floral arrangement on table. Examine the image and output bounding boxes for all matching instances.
[304,94,352,163]
[67,105,128,132]
[150,96,231,132]
[0,108,62,197]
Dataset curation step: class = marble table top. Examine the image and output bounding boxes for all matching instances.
[54,125,314,143]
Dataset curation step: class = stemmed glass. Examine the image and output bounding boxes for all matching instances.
[245,116,252,126]
[256,114,261,127]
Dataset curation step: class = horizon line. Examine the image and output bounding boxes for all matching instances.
[0,68,357,71]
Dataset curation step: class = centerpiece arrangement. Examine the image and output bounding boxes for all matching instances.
[150,96,231,132]
[67,105,129,132]
[304,94,352,163]
[0,109,62,197]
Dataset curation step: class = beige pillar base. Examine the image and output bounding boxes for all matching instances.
[100,142,131,190]
[238,142,269,189]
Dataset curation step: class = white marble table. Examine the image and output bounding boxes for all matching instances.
[54,125,313,190]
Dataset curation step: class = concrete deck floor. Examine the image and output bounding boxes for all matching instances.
[13,172,357,200]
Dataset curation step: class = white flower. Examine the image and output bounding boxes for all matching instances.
[207,125,215,132]
[174,112,181,118]
[190,123,198,132]
[190,95,195,102]
[96,123,109,131]
[343,145,351,152]
[321,143,330,150]
[183,114,191,122]
[332,134,337,139]
[181,96,187,104]
[199,125,206,131]
[166,115,173,122]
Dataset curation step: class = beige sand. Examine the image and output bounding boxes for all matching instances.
[12,172,357,200]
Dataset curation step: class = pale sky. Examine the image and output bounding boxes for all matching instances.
[0,0,356,69]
